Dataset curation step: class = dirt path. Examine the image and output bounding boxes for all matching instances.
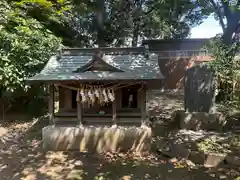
[0,90,239,180]
[0,119,239,180]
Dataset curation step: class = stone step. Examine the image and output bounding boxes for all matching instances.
[232,126,240,128]
[233,129,240,133]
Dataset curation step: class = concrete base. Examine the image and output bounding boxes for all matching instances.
[189,151,226,167]
[204,153,226,168]
[175,110,226,131]
[42,125,152,153]
[225,155,240,166]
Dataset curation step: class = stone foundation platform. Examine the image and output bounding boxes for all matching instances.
[42,125,152,153]
[174,110,226,131]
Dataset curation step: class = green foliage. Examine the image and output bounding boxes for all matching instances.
[16,0,207,47]
[207,36,239,84]
[198,0,240,108]
[206,35,240,107]
[197,0,240,45]
[0,0,61,93]
[1,0,237,114]
[0,0,60,115]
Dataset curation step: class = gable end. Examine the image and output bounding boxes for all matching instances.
[74,52,123,72]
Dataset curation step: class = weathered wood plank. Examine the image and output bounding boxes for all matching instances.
[77,101,82,126]
[112,95,117,125]
[58,87,65,109]
[48,84,55,124]
[55,117,141,123]
[140,85,147,125]
[55,112,142,117]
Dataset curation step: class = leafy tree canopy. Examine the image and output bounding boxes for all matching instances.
[0,0,61,93]
[197,0,239,45]
[200,0,240,105]
[14,0,208,47]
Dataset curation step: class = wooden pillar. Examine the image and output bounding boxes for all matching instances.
[140,85,147,125]
[112,91,117,125]
[48,84,55,125]
[77,101,83,126]
[58,87,65,110]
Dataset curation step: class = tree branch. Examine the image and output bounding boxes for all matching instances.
[144,6,156,15]
[209,0,225,32]
[220,0,232,21]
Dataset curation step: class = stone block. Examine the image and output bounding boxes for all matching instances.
[225,155,240,166]
[42,125,152,153]
[184,64,215,113]
[189,151,226,167]
[175,110,226,131]
[204,153,226,168]
[189,151,205,164]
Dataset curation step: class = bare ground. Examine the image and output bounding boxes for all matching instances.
[147,90,184,119]
[0,91,239,180]
[1,118,239,180]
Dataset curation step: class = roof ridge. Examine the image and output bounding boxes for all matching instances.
[61,46,147,56]
[142,38,210,44]
[74,53,124,73]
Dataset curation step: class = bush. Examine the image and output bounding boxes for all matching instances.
[0,1,61,116]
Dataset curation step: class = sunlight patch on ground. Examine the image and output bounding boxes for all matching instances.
[0,91,240,180]
[0,127,8,138]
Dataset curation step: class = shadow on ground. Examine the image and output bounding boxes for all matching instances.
[0,91,239,180]
[2,148,239,180]
[0,118,239,180]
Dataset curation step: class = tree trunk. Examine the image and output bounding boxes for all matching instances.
[96,0,105,47]
[131,0,143,47]
[233,23,240,42]
[222,8,240,46]
[223,19,239,45]
[132,23,139,47]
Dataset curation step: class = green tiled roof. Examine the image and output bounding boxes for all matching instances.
[27,47,164,82]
